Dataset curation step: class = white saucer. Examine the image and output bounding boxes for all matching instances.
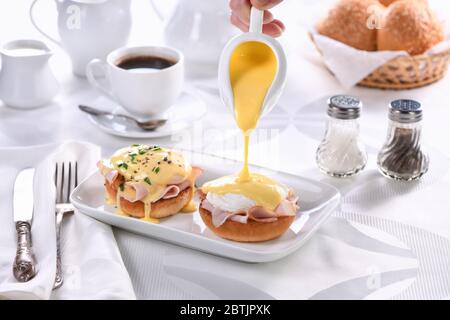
[85,91,207,138]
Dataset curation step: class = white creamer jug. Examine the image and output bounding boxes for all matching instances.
[0,40,59,109]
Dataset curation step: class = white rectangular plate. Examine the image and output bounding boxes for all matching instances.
[71,151,340,263]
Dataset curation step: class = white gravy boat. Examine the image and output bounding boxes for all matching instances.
[218,7,287,118]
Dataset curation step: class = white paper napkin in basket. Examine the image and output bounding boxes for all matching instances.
[310,30,450,88]
[0,141,135,300]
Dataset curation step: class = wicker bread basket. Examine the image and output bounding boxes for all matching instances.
[309,33,450,90]
[358,50,450,90]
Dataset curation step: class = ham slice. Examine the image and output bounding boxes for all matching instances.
[201,200,248,227]
[274,199,298,216]
[99,162,203,203]
[119,182,149,203]
[156,166,203,201]
[201,190,299,228]
[230,215,248,224]
[161,185,181,200]
[97,161,119,184]
[105,170,119,184]
[247,206,278,223]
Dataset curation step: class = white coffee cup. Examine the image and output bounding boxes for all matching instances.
[86,46,184,118]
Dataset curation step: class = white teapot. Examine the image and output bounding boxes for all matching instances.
[30,0,132,77]
[150,0,239,76]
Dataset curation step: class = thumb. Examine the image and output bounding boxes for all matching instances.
[250,0,283,10]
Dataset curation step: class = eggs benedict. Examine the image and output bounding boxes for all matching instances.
[198,41,299,242]
[198,174,299,242]
[98,144,202,222]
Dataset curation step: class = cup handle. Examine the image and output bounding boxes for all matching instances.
[86,59,116,101]
[149,0,165,21]
[249,7,264,34]
[29,0,62,46]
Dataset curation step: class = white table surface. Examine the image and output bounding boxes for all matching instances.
[1,0,450,300]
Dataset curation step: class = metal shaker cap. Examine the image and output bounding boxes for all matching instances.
[327,95,362,120]
[389,99,422,123]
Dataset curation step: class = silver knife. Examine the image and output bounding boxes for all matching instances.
[13,168,37,282]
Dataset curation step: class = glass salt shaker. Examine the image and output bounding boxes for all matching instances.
[316,95,368,177]
[377,99,429,181]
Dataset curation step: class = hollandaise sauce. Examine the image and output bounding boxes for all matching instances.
[229,41,277,182]
[109,145,192,222]
[201,41,283,209]
[202,173,285,210]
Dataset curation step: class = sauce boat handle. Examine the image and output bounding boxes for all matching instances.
[249,7,264,34]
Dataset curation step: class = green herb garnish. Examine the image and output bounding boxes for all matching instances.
[139,149,147,155]
[151,146,162,151]
[118,162,128,170]
[144,177,152,185]
[119,183,125,192]
[155,167,160,174]
[131,144,140,147]
[129,153,137,162]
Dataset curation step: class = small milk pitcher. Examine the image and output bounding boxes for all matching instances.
[0,40,59,109]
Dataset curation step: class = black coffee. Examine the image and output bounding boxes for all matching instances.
[117,56,176,71]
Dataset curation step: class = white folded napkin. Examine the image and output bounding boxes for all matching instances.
[0,141,135,300]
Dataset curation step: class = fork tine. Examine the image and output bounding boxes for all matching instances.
[55,163,61,203]
[54,163,58,188]
[66,162,72,203]
[74,162,78,188]
[60,162,65,204]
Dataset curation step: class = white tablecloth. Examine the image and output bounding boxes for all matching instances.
[1,0,450,300]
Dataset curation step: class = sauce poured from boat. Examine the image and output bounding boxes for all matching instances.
[202,41,284,208]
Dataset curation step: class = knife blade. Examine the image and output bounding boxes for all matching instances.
[12,168,37,282]
[13,168,35,222]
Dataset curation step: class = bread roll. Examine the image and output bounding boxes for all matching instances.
[378,0,444,55]
[317,0,385,51]
[379,0,426,7]
[379,0,397,6]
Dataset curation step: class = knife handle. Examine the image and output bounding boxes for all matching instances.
[13,221,37,282]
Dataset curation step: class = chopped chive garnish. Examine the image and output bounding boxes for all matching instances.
[129,153,137,162]
[118,162,128,170]
[119,183,125,191]
[139,149,147,155]
[144,177,152,185]
[155,167,160,174]
[131,144,140,147]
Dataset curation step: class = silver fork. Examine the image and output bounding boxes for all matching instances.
[53,162,78,289]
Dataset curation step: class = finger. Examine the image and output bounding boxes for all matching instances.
[271,19,285,31]
[251,0,283,10]
[230,0,251,24]
[262,21,284,37]
[263,10,274,24]
[231,0,273,24]
[230,12,249,32]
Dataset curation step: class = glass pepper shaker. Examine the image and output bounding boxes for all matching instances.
[377,99,429,181]
[316,95,368,177]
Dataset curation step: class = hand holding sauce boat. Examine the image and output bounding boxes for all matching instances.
[198,7,297,243]
[230,0,285,37]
